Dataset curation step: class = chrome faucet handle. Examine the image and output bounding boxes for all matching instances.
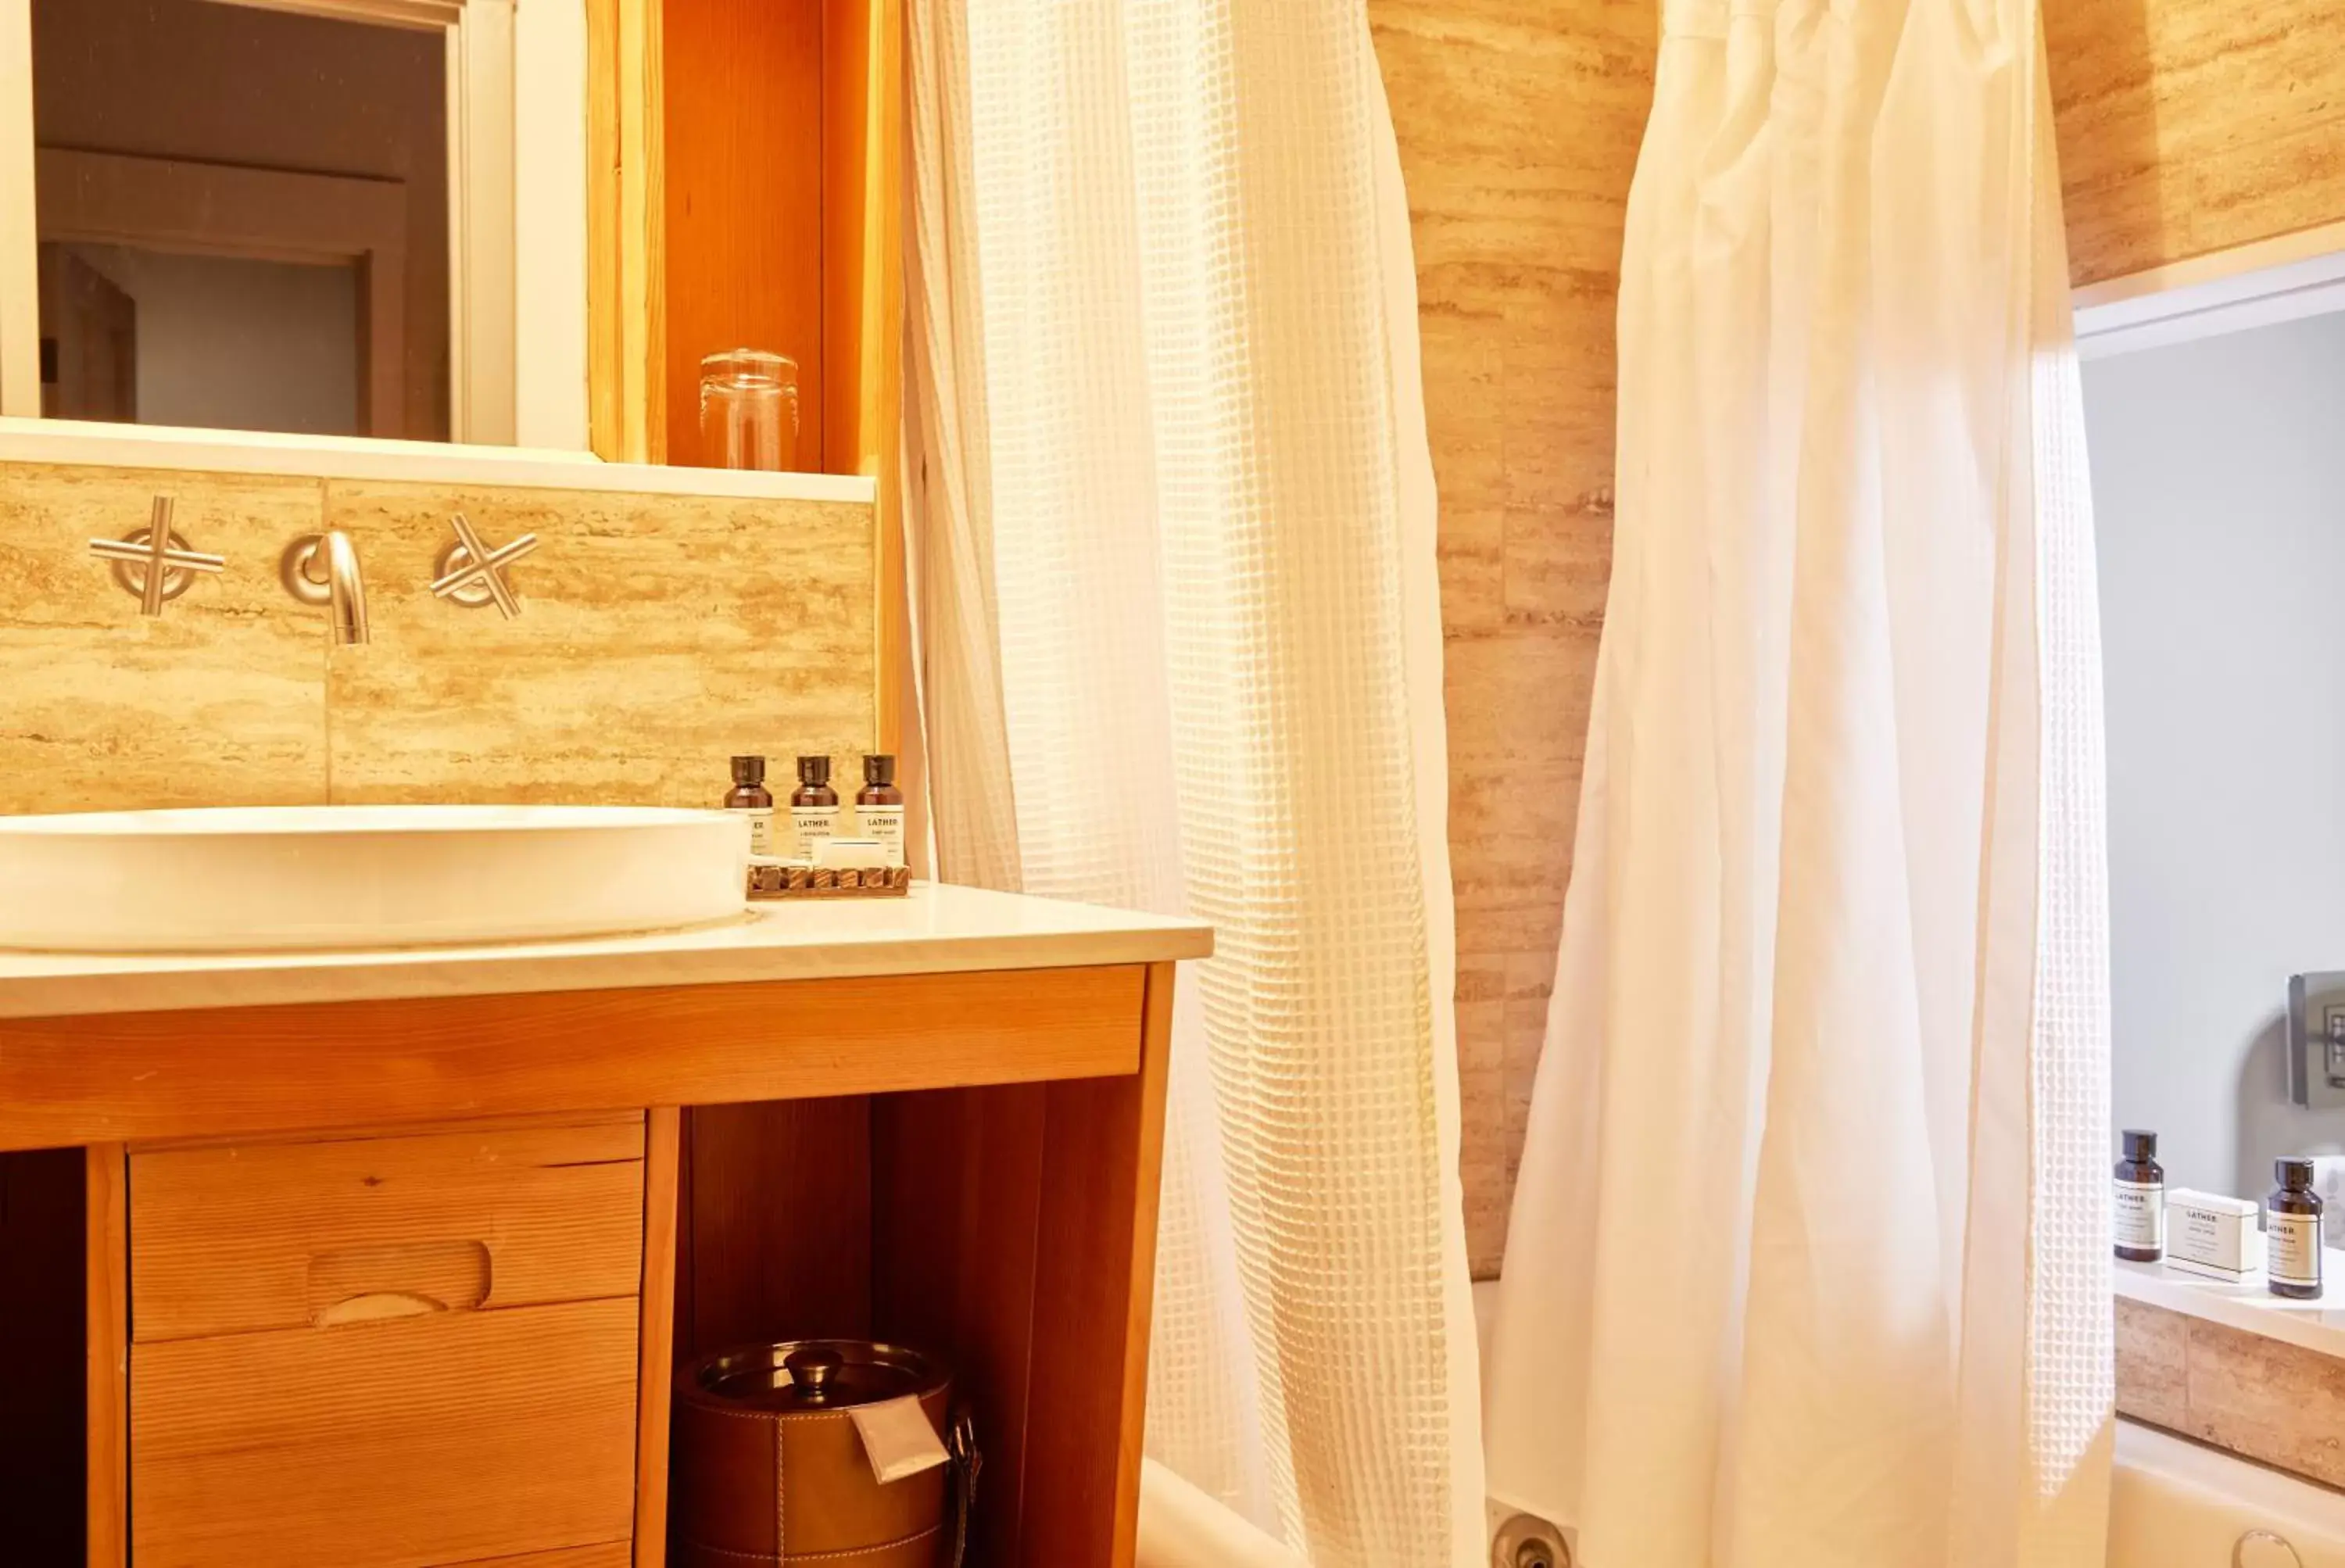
[89,496,224,616]
[430,513,538,619]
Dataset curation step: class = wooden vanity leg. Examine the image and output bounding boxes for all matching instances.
[1022,959,1176,1568]
[635,1108,682,1568]
[85,1143,127,1568]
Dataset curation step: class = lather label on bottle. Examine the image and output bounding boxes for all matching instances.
[2114,1179,2163,1251]
[2270,1210,2322,1287]
[858,804,906,868]
[790,807,837,861]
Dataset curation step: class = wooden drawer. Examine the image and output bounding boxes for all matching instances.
[125,1117,646,1568]
[130,1115,646,1341]
[131,1297,639,1568]
[453,1550,634,1568]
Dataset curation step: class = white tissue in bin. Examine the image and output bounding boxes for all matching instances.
[815,837,887,870]
[850,1395,951,1484]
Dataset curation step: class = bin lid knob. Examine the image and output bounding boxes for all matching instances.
[784,1344,846,1402]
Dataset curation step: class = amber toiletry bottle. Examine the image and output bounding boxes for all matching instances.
[2114,1129,2164,1262]
[857,754,906,868]
[790,755,841,860]
[726,755,775,857]
[2268,1157,2325,1299]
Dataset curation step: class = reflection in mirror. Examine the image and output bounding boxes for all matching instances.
[41,244,368,435]
[5,0,587,449]
[32,0,449,439]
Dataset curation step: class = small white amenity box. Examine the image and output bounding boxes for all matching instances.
[2164,1189,2264,1280]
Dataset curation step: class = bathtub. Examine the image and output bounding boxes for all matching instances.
[2113,1420,2345,1568]
[1138,1422,2345,1568]
[1142,1279,2345,1568]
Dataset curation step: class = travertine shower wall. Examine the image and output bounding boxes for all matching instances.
[2049,0,2345,286]
[0,459,875,815]
[1380,0,2345,1279]
[1370,0,1653,1276]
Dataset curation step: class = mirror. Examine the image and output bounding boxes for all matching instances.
[4,0,588,450]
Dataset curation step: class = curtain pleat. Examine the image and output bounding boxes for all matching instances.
[1484,0,2113,1561]
[905,3,1484,1563]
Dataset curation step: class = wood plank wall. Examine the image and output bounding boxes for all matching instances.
[658,0,893,481]
[661,0,828,470]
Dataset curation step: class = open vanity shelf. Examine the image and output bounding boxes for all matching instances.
[0,884,1208,1568]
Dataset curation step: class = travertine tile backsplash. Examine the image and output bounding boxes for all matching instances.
[0,460,875,816]
[0,464,331,811]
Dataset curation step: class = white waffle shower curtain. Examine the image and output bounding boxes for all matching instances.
[904,2,1484,1565]
[1482,0,2114,1563]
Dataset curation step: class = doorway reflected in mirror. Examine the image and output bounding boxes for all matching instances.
[40,242,365,435]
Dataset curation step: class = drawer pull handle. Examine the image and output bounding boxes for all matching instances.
[307,1240,491,1325]
[316,1291,454,1326]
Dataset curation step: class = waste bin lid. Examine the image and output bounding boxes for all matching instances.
[687,1337,949,1413]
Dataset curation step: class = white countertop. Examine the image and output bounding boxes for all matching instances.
[2117,1249,2345,1361]
[0,882,1212,1021]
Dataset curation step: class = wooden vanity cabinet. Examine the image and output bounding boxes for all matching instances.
[0,943,1184,1568]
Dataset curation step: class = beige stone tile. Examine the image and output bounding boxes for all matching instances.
[1505,950,1556,1002]
[319,480,875,807]
[1505,503,1612,632]
[1457,957,1509,1008]
[2114,1298,2189,1432]
[1438,507,1506,638]
[1453,905,1565,972]
[1373,0,1649,274]
[1372,0,1645,1274]
[1450,765,1579,923]
[2046,0,2345,281]
[1444,630,1595,770]
[1504,997,1548,1083]
[2189,116,2345,258]
[2184,1316,2345,1487]
[1459,1067,1505,1152]
[1457,998,1507,1076]
[0,462,328,812]
[1465,1191,1510,1281]
[1416,313,1506,516]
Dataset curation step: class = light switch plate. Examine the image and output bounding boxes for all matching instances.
[2286,972,2345,1108]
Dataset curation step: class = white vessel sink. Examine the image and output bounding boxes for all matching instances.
[0,805,751,953]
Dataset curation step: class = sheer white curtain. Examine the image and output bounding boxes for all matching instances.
[1483,0,2113,1563]
[905,2,1484,1565]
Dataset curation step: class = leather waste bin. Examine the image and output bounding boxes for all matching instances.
[671,1338,975,1567]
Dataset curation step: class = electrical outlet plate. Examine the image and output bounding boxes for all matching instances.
[2286,971,2345,1108]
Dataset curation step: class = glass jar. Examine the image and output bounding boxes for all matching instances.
[698,348,800,471]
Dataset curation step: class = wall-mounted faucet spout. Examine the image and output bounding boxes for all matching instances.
[281,531,370,646]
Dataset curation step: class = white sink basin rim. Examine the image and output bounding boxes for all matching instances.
[0,804,752,954]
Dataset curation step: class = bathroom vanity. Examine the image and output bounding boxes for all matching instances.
[0,882,1208,1568]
